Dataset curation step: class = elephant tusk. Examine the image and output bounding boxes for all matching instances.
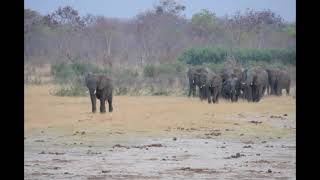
[94,90,96,94]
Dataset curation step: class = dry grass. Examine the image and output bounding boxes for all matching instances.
[25,85,296,139]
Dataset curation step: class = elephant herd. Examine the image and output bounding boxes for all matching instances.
[187,66,291,104]
[83,66,291,113]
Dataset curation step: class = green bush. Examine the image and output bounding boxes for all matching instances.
[51,61,111,83]
[52,83,87,97]
[143,64,157,78]
[152,88,169,96]
[178,46,296,65]
[143,62,187,78]
[51,62,75,82]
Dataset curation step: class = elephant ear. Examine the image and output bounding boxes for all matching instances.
[97,78,105,90]
[97,76,111,90]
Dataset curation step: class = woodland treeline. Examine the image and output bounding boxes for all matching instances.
[24,0,295,67]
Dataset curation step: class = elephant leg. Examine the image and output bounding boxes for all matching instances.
[214,88,219,103]
[256,86,263,102]
[108,95,113,112]
[286,86,290,96]
[188,86,192,97]
[188,84,193,97]
[262,86,266,96]
[273,85,277,95]
[200,87,206,101]
[255,86,260,102]
[256,86,262,102]
[192,85,196,97]
[270,84,275,95]
[207,88,212,104]
[251,86,256,102]
[275,83,280,96]
[89,89,97,113]
[212,89,216,103]
[100,98,106,113]
[199,87,203,100]
[247,87,253,102]
[276,87,281,96]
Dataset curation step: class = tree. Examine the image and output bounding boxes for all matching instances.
[44,6,84,31]
[154,0,186,15]
[24,9,43,34]
[282,23,295,38]
[191,9,217,39]
[227,9,283,48]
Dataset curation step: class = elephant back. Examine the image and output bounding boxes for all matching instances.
[187,66,208,80]
[266,68,282,83]
[278,70,290,84]
[97,75,113,91]
[254,69,268,86]
[195,66,210,74]
[207,72,222,88]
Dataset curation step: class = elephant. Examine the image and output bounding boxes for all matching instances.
[85,72,113,113]
[266,68,279,95]
[220,67,243,83]
[198,71,222,104]
[266,68,290,96]
[187,66,209,99]
[221,77,241,102]
[240,68,268,102]
[220,68,233,83]
[275,70,291,96]
[220,67,244,100]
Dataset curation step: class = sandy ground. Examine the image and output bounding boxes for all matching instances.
[25,85,296,180]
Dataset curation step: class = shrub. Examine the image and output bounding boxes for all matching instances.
[51,61,111,83]
[143,64,157,78]
[143,62,187,78]
[52,83,87,97]
[178,46,296,65]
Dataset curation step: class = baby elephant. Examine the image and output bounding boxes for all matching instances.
[85,73,113,113]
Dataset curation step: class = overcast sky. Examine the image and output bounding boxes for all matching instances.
[25,0,296,22]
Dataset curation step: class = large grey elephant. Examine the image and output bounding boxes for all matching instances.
[220,67,243,82]
[266,68,279,95]
[221,77,241,102]
[266,68,290,96]
[85,72,113,113]
[240,68,268,102]
[198,71,222,104]
[187,66,209,100]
